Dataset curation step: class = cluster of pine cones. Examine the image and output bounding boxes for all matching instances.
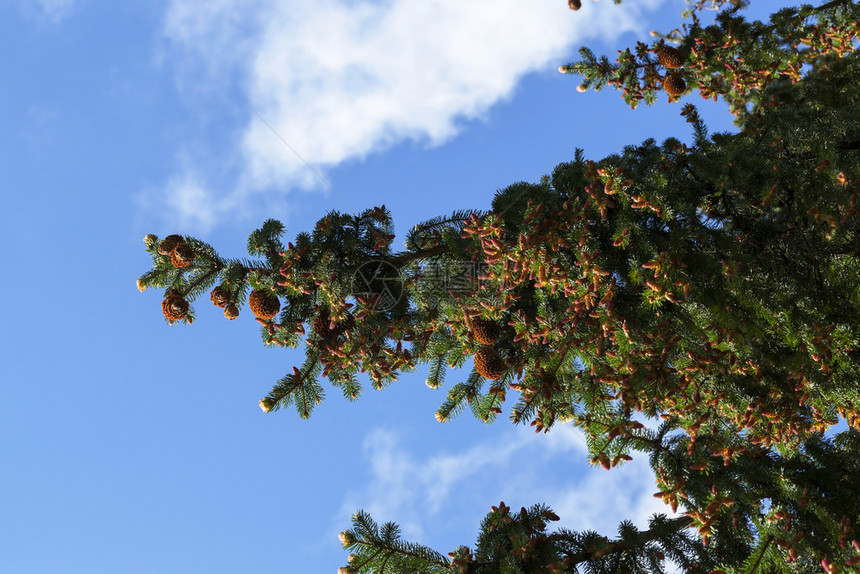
[158,235,194,323]
[158,234,195,268]
[210,287,281,321]
[208,285,239,320]
[471,317,506,380]
[563,3,686,95]
[657,45,687,96]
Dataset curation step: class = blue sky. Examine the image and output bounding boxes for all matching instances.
[0,0,829,572]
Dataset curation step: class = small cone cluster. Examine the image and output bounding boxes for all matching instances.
[158,234,183,255]
[249,289,280,320]
[656,44,686,97]
[159,234,195,268]
[475,346,506,380]
[162,293,189,323]
[469,316,505,379]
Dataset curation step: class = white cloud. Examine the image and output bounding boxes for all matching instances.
[160,173,220,232]
[535,445,675,535]
[336,421,681,555]
[134,153,224,233]
[340,427,534,540]
[153,0,666,229]
[506,424,680,535]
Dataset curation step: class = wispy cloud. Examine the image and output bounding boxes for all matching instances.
[335,420,680,555]
[152,0,666,230]
[134,153,222,233]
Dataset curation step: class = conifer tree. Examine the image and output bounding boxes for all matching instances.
[138,0,860,571]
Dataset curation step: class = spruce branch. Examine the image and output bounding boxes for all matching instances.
[743,534,774,574]
[178,264,222,299]
[386,244,451,267]
[562,516,697,566]
[136,4,860,571]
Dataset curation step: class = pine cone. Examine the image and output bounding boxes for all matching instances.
[657,46,684,69]
[210,285,229,308]
[224,303,239,320]
[475,346,506,380]
[158,234,184,255]
[248,289,280,320]
[313,308,336,338]
[472,317,501,345]
[162,293,189,322]
[170,243,195,268]
[663,72,687,96]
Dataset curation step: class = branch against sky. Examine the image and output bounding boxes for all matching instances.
[137,0,860,572]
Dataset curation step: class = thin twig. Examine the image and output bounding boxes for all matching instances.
[180,265,223,298]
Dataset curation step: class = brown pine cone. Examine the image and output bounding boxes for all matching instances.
[663,72,687,96]
[471,318,501,345]
[475,346,506,380]
[657,46,684,69]
[248,289,280,320]
[170,243,195,268]
[224,303,239,320]
[158,234,184,255]
[210,285,230,308]
[162,294,189,322]
[313,308,336,338]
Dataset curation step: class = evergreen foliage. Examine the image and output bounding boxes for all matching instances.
[137,0,860,572]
